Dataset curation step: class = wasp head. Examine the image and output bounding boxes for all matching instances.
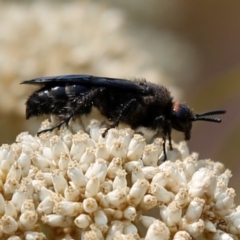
[171,102,226,140]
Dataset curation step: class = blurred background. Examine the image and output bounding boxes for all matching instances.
[0,0,240,203]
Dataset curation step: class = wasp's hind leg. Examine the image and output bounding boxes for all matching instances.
[37,116,72,136]
[102,99,137,137]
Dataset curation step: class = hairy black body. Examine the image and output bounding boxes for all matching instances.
[22,74,226,160]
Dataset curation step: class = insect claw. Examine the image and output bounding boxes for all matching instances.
[102,126,114,138]
[102,129,108,138]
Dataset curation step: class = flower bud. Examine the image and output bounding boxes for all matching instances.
[145,220,170,240]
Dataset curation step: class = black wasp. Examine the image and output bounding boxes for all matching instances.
[22,74,226,160]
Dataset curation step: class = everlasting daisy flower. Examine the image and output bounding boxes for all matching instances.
[0,119,238,240]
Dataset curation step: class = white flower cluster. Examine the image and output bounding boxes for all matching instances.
[0,120,238,240]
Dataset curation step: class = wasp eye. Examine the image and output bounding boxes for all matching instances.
[171,102,193,139]
[173,102,191,119]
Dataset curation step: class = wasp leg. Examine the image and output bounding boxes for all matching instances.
[153,116,172,161]
[162,135,167,161]
[102,99,137,137]
[167,132,173,150]
[37,116,72,136]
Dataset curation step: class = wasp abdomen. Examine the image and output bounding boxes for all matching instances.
[26,84,90,119]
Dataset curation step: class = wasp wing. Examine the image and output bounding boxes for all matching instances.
[21,74,151,94]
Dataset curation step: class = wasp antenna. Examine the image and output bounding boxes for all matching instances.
[195,110,226,118]
[192,110,226,122]
[193,116,222,123]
